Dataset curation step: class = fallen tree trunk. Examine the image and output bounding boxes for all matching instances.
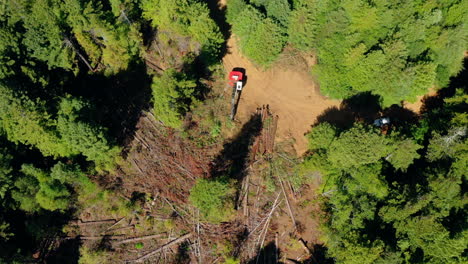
[114,233,167,245]
[132,233,193,263]
[70,219,116,226]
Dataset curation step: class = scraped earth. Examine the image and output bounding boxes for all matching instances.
[223,36,340,155]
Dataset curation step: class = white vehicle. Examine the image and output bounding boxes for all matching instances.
[373,117,390,127]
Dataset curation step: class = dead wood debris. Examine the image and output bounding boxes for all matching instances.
[131,233,193,263]
[114,233,167,246]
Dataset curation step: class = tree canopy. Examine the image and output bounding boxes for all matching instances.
[228,0,467,105]
[299,88,468,263]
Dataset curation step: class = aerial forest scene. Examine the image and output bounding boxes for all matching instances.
[0,0,467,263]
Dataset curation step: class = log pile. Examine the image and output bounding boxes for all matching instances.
[251,105,279,162]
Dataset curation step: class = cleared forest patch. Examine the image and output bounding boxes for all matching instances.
[222,36,340,155]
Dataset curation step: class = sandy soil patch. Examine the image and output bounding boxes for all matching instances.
[222,36,340,155]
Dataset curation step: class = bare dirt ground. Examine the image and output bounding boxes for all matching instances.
[223,36,340,155]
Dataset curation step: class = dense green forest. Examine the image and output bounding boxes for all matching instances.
[0,0,466,263]
[228,0,467,105]
[298,87,467,263]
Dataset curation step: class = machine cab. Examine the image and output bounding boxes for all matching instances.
[236,81,243,91]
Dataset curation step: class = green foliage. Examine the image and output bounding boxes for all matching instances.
[307,122,337,151]
[287,0,318,51]
[226,0,247,24]
[427,127,467,161]
[0,148,13,199]
[327,124,392,168]
[79,246,110,264]
[21,0,76,70]
[0,27,21,79]
[134,242,144,249]
[64,0,141,74]
[189,178,235,223]
[0,84,120,171]
[263,0,291,26]
[57,97,121,172]
[141,0,223,60]
[309,0,467,105]
[230,0,467,103]
[151,69,197,128]
[0,221,12,241]
[1,0,140,74]
[386,137,422,171]
[222,257,240,264]
[0,84,74,157]
[11,173,40,212]
[300,88,468,262]
[231,6,286,67]
[11,162,87,212]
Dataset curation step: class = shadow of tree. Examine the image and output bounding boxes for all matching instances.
[316,92,382,130]
[315,92,418,135]
[175,241,191,264]
[285,244,335,264]
[210,113,263,181]
[244,242,335,264]
[420,58,467,115]
[247,242,282,264]
[210,113,263,207]
[70,61,152,147]
[205,0,231,60]
[46,238,81,264]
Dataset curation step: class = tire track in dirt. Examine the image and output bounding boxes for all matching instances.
[222,36,340,155]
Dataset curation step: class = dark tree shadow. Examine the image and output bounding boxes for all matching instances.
[46,238,81,264]
[315,92,419,135]
[70,61,152,147]
[382,104,419,135]
[210,113,262,180]
[315,92,382,130]
[205,0,231,60]
[247,242,282,264]
[175,241,191,264]
[292,244,335,264]
[420,58,468,114]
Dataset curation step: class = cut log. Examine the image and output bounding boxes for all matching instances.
[132,233,193,263]
[70,219,116,226]
[114,233,167,245]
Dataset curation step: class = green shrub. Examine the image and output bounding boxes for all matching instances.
[79,246,109,264]
[231,5,286,67]
[135,242,144,249]
[189,178,235,223]
[151,69,197,129]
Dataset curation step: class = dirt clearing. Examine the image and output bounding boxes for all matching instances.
[222,36,340,155]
